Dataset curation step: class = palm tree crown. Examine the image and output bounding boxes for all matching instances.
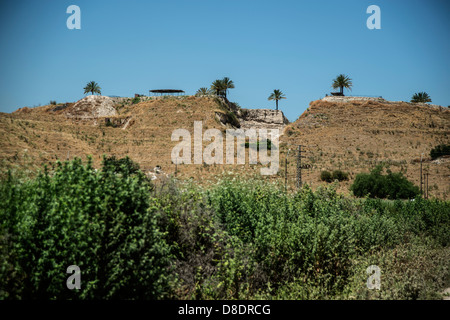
[196,87,212,96]
[332,74,352,95]
[210,77,234,98]
[84,81,101,95]
[221,77,235,98]
[268,89,286,111]
[411,92,432,103]
[211,80,225,97]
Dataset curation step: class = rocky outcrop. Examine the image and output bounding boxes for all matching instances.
[322,96,386,103]
[239,108,289,132]
[65,95,117,119]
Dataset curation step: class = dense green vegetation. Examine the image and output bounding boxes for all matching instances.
[0,157,172,299]
[430,144,450,160]
[1,158,449,300]
[320,170,349,183]
[350,165,420,199]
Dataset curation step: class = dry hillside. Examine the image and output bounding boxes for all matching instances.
[280,98,450,199]
[0,95,449,199]
[0,95,283,184]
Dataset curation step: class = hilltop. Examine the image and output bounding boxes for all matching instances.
[280,97,450,198]
[0,95,449,199]
[0,95,288,181]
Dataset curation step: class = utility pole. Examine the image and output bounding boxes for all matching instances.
[285,149,291,192]
[420,153,423,195]
[175,158,178,177]
[296,145,303,189]
[424,172,429,199]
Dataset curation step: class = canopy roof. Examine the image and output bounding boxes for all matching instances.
[149,89,185,94]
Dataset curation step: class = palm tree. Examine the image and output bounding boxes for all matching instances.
[211,77,234,98]
[211,79,226,97]
[221,77,235,99]
[83,81,101,95]
[411,92,432,103]
[195,87,212,96]
[268,89,286,111]
[332,74,352,96]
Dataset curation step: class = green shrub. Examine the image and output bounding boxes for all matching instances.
[0,157,172,299]
[153,180,230,299]
[1,164,448,300]
[131,97,141,104]
[332,170,349,181]
[430,144,450,160]
[226,111,240,128]
[320,170,333,182]
[321,170,348,182]
[350,165,420,199]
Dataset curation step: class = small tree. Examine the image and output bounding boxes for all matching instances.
[411,92,431,103]
[196,87,212,96]
[211,80,226,97]
[268,89,286,111]
[221,77,235,99]
[84,81,102,95]
[430,144,450,160]
[332,74,353,96]
[210,77,234,99]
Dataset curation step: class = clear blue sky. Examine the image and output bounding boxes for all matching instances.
[0,0,449,121]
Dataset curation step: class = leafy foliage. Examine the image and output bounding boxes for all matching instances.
[1,164,448,300]
[210,77,234,98]
[0,157,172,299]
[321,170,349,182]
[83,81,101,95]
[430,144,450,160]
[268,89,286,111]
[131,96,140,104]
[411,92,432,103]
[350,165,420,199]
[195,87,213,96]
[332,74,352,95]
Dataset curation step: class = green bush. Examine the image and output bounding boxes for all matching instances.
[320,170,333,182]
[1,163,448,300]
[350,165,420,199]
[321,170,348,182]
[0,156,172,299]
[332,170,349,181]
[430,144,450,160]
[131,97,141,104]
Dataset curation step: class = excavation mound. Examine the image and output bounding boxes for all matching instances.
[65,95,117,119]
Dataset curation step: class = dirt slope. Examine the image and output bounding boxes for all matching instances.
[280,99,450,199]
[1,96,449,199]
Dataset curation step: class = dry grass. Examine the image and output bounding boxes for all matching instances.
[281,100,450,199]
[1,97,449,199]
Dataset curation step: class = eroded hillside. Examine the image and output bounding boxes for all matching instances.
[280,98,450,199]
[1,96,449,199]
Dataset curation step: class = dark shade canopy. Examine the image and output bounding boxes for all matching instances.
[149,89,185,94]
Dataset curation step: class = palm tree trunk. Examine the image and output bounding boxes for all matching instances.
[276,100,278,111]
[340,86,343,95]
